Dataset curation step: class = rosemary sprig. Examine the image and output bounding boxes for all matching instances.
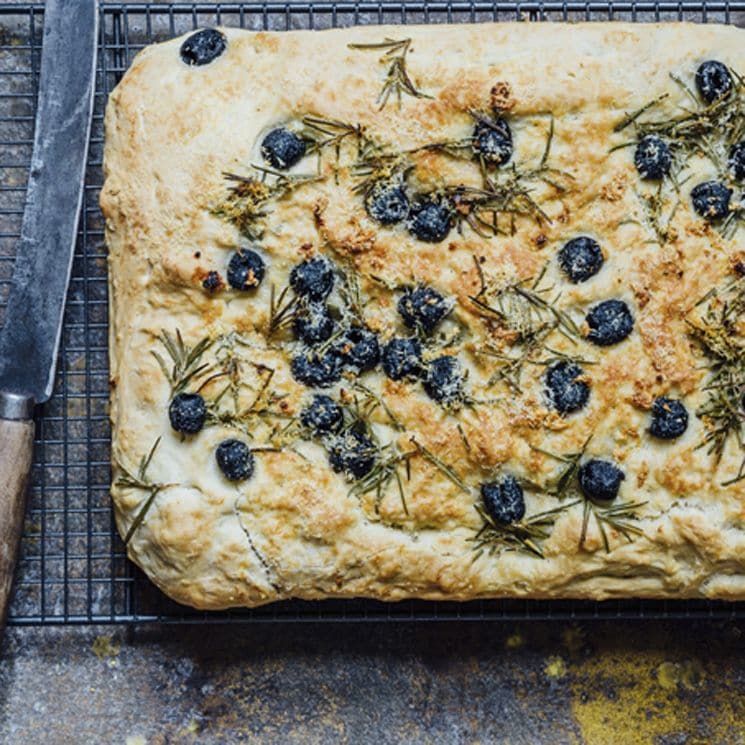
[446,175,549,238]
[533,434,593,499]
[348,444,411,516]
[415,109,498,162]
[410,437,470,494]
[457,422,472,453]
[297,117,408,194]
[637,179,683,246]
[423,110,556,168]
[534,436,646,552]
[478,324,555,393]
[687,277,745,478]
[615,70,745,173]
[722,458,745,487]
[151,330,212,394]
[116,437,160,492]
[302,116,367,161]
[472,500,581,559]
[205,353,288,440]
[614,93,670,133]
[208,337,245,411]
[348,38,432,110]
[336,262,366,322]
[351,146,411,197]
[613,71,745,238]
[469,257,579,341]
[418,115,569,238]
[696,365,744,465]
[215,167,320,240]
[116,438,170,545]
[267,283,298,339]
[186,335,296,444]
[579,499,648,553]
[352,382,404,431]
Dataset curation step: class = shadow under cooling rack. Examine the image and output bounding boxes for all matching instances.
[1,2,745,624]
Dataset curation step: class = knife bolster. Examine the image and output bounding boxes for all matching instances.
[0,392,34,420]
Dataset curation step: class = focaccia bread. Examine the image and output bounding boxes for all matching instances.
[101,22,745,609]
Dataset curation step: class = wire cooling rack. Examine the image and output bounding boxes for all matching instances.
[2,2,745,625]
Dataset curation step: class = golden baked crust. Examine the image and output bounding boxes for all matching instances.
[101,22,745,609]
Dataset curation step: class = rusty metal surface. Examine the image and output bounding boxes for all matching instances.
[2,621,745,744]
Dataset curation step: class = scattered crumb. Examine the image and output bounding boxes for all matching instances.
[600,174,626,202]
[545,655,568,679]
[490,81,516,111]
[92,634,120,665]
[505,632,525,649]
[562,626,586,657]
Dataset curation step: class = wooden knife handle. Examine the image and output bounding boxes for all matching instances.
[0,416,34,634]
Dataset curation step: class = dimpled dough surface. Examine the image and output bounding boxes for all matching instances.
[101,23,745,610]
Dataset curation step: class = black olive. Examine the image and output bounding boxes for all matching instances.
[480,475,525,525]
[634,135,672,180]
[328,428,377,479]
[544,361,591,415]
[472,118,513,167]
[729,141,745,181]
[202,270,223,293]
[289,257,334,301]
[365,181,410,225]
[300,394,344,435]
[558,236,604,284]
[649,396,689,440]
[291,349,342,388]
[227,248,265,291]
[422,355,466,406]
[578,459,625,502]
[293,300,335,345]
[180,28,227,67]
[585,299,634,346]
[168,392,207,435]
[215,439,255,481]
[335,326,380,372]
[691,181,732,222]
[407,197,454,243]
[695,60,733,104]
[398,285,453,334]
[381,337,424,381]
[260,127,307,170]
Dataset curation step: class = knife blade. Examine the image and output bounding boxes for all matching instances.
[0,0,98,411]
[0,0,98,633]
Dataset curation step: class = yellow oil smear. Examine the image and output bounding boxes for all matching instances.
[569,648,745,745]
[656,661,704,691]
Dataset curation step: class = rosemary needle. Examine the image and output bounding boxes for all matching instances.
[348,38,432,110]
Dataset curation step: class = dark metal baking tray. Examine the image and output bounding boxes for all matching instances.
[2,1,744,624]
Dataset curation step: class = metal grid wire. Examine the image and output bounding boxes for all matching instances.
[2,2,745,624]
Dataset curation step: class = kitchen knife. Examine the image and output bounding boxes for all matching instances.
[0,0,98,632]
